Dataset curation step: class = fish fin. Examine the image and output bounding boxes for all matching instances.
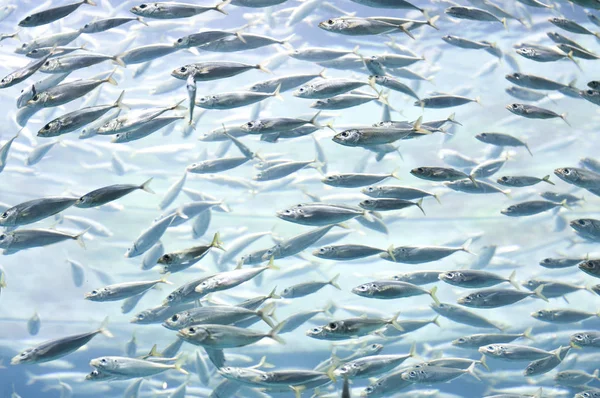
[290,385,305,398]
[267,256,280,271]
[541,175,554,185]
[429,285,440,304]
[387,244,396,262]
[309,110,322,127]
[267,286,281,300]
[427,14,440,30]
[398,23,415,40]
[215,0,230,14]
[74,228,89,249]
[139,177,154,194]
[111,55,126,68]
[267,321,286,345]
[113,90,129,110]
[432,193,442,205]
[533,285,548,302]
[326,365,336,382]
[271,83,283,102]
[170,98,186,111]
[84,0,96,5]
[328,273,341,290]
[25,371,37,385]
[159,274,172,285]
[559,199,570,210]
[501,17,507,30]
[522,327,534,341]
[532,388,543,398]
[432,316,441,327]
[0,272,5,289]
[104,68,118,85]
[524,143,533,156]
[136,17,148,26]
[570,341,582,349]
[145,344,161,358]
[210,232,225,251]
[415,198,426,215]
[460,238,475,256]
[479,354,489,371]
[508,270,519,289]
[257,305,275,328]
[256,62,272,74]
[318,68,327,79]
[173,356,188,375]
[389,311,404,331]
[594,369,599,379]
[98,317,113,338]
[390,167,401,180]
[560,113,571,127]
[408,341,418,358]
[466,361,480,381]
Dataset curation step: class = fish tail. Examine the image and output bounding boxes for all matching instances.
[502,189,512,198]
[541,175,555,185]
[501,17,507,30]
[318,68,327,79]
[257,305,276,328]
[387,244,396,262]
[560,113,571,126]
[398,23,415,40]
[271,83,283,101]
[139,177,154,194]
[112,55,126,67]
[256,62,272,74]
[432,316,441,327]
[210,232,225,251]
[524,143,533,156]
[136,17,148,26]
[460,239,475,256]
[25,371,38,385]
[266,256,280,271]
[389,311,404,331]
[98,316,113,338]
[508,270,519,289]
[84,0,97,5]
[415,198,426,215]
[104,68,118,86]
[559,199,571,210]
[522,327,534,340]
[447,112,461,126]
[428,14,440,30]
[145,344,162,358]
[267,286,281,300]
[173,356,189,374]
[328,273,341,290]
[290,385,305,398]
[326,365,336,382]
[159,274,172,285]
[533,285,548,302]
[390,167,402,181]
[214,0,230,14]
[429,285,440,304]
[113,90,129,110]
[466,361,481,381]
[74,228,89,249]
[408,341,418,358]
[0,271,5,289]
[566,50,582,71]
[433,193,442,205]
[479,354,490,371]
[171,98,186,111]
[309,110,322,127]
[268,321,286,345]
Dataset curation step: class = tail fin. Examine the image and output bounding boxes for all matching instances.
[328,273,341,290]
[113,90,129,110]
[270,84,283,101]
[98,317,113,338]
[84,0,96,5]
[103,68,118,85]
[267,286,281,300]
[541,175,554,185]
[267,321,286,344]
[479,354,489,371]
[136,17,148,26]
[466,361,481,381]
[415,198,426,215]
[74,228,89,249]
[257,303,276,328]
[533,285,548,302]
[460,239,475,256]
[429,285,440,304]
[309,110,322,127]
[112,55,126,67]
[159,274,172,285]
[522,327,534,340]
[508,270,519,289]
[139,178,154,194]
[524,142,533,156]
[560,113,571,127]
[256,62,272,74]
[432,316,441,327]
[210,232,225,251]
[389,311,404,331]
[173,356,189,375]
[214,0,230,15]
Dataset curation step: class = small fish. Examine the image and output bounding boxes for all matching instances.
[555,370,600,387]
[549,17,600,38]
[501,200,566,217]
[313,244,386,260]
[352,280,439,303]
[80,17,147,33]
[457,286,546,308]
[307,313,402,340]
[410,166,472,182]
[506,103,570,126]
[452,328,533,348]
[440,270,519,289]
[431,302,503,330]
[415,95,479,109]
[475,132,531,156]
[0,228,87,254]
[0,196,78,227]
[280,274,341,298]
[130,1,229,18]
[531,308,600,323]
[75,179,154,208]
[158,232,224,274]
[445,6,506,26]
[276,203,368,226]
[19,0,96,27]
[85,276,170,302]
[382,243,472,264]
[497,175,554,187]
[401,363,478,384]
[89,356,187,379]
[479,344,556,361]
[177,323,285,348]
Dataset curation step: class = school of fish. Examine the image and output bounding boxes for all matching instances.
[1,0,600,397]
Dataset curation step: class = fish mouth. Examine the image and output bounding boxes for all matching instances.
[10,355,21,365]
[89,359,101,367]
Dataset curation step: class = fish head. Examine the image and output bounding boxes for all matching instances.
[439,271,464,285]
[322,174,341,186]
[333,129,361,146]
[27,92,49,107]
[479,344,503,356]
[318,18,348,33]
[358,199,377,210]
[0,232,14,248]
[500,205,516,215]
[130,3,158,16]
[38,120,62,137]
[365,343,383,354]
[571,332,592,346]
[401,368,426,382]
[196,95,217,107]
[451,336,469,346]
[496,176,512,185]
[0,74,14,88]
[293,84,314,98]
[40,59,59,73]
[163,289,181,306]
[171,65,194,80]
[158,253,176,265]
[410,167,432,179]
[261,245,280,261]
[361,186,380,197]
[241,120,263,132]
[85,369,114,381]
[11,348,36,365]
[516,48,537,59]
[194,279,215,295]
[131,310,151,323]
[306,326,328,339]
[74,194,93,208]
[506,103,525,115]
[351,282,377,297]
[523,362,540,376]
[174,36,191,48]
[456,293,477,305]
[18,14,38,27]
[84,288,108,301]
[522,280,539,290]
[178,325,208,342]
[579,259,600,274]
[312,245,335,258]
[570,218,597,234]
[0,207,17,226]
[441,35,455,44]
[276,205,304,222]
[581,89,600,101]
[310,99,328,109]
[505,73,523,85]
[90,357,118,372]
[97,119,121,134]
[163,311,189,330]
[15,41,32,54]
[530,309,551,321]
[547,32,561,41]
[548,17,564,26]
[554,167,582,184]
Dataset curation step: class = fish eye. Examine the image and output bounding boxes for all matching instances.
[32,94,39,101]
[137,314,145,320]
[486,346,494,352]
[44,61,50,66]
[417,167,424,172]
[298,87,305,92]
[578,219,587,225]
[21,43,26,48]
[341,131,348,137]
[189,327,196,332]
[536,311,544,316]
[409,371,416,376]
[326,176,334,181]
[311,327,320,333]
[83,24,89,28]
[543,258,550,263]
[358,285,368,291]
[246,122,253,127]
[511,104,518,109]
[0,234,5,241]
[177,38,183,43]
[167,294,174,300]
[457,338,465,343]
[446,272,454,278]
[139,3,148,8]
[587,90,594,95]
[260,374,268,380]
[42,123,51,130]
[501,177,508,181]
[91,290,97,294]
[0,212,6,218]
[100,358,107,363]
[180,67,187,72]
[366,387,373,393]
[328,322,337,330]
[171,314,179,321]
[327,19,334,25]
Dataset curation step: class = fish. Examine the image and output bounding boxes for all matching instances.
[506,103,570,126]
[19,1,96,27]
[75,179,154,208]
[130,1,229,18]
[85,276,170,302]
